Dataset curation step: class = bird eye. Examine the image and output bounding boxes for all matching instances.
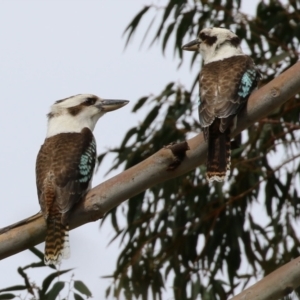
[199,32,208,41]
[84,97,96,106]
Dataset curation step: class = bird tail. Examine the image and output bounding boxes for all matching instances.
[44,210,70,265]
[206,120,231,182]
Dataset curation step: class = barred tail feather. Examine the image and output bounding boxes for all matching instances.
[62,225,70,259]
[44,213,70,265]
[206,122,231,183]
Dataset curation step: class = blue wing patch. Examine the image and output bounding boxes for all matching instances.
[238,69,257,98]
[79,139,96,183]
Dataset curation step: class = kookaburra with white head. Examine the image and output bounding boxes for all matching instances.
[182,27,260,182]
[36,94,129,265]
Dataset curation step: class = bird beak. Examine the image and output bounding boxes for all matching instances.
[97,99,129,112]
[182,38,200,51]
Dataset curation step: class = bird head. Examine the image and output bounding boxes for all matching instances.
[182,27,243,64]
[47,94,129,137]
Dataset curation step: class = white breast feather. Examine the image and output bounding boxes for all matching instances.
[203,44,244,64]
[47,114,99,138]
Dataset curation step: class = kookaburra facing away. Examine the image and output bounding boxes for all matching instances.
[36,94,129,265]
[182,27,260,182]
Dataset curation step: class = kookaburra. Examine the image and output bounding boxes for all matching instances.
[36,94,129,265]
[182,27,260,182]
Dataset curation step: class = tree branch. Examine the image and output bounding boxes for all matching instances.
[230,256,300,299]
[1,61,300,263]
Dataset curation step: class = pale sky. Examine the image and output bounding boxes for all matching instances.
[0,1,258,299]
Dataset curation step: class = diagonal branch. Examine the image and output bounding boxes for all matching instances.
[0,62,300,262]
[230,256,300,300]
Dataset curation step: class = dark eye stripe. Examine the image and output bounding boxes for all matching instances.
[199,32,217,46]
[84,97,97,106]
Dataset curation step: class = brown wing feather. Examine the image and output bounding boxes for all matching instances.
[36,127,96,264]
[36,127,95,219]
[199,55,259,182]
[199,55,257,132]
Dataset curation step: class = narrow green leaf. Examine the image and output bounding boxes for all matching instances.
[162,22,175,54]
[140,106,160,132]
[142,15,157,49]
[96,152,107,168]
[123,6,150,47]
[29,247,44,260]
[0,286,26,293]
[74,292,84,300]
[110,208,120,233]
[40,269,73,296]
[105,286,111,298]
[119,128,138,149]
[132,96,150,112]
[45,282,65,300]
[156,0,175,39]
[0,294,15,299]
[74,281,92,297]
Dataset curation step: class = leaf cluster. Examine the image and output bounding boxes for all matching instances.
[0,248,92,300]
